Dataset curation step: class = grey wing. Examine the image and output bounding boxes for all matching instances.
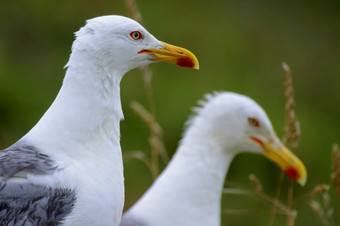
[120,213,148,226]
[0,142,75,225]
[0,142,57,180]
[0,181,76,226]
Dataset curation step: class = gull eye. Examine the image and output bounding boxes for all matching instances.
[130,31,143,40]
[248,117,259,127]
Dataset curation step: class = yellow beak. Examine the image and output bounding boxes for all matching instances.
[138,41,199,69]
[251,137,307,186]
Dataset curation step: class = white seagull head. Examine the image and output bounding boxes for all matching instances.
[189,92,307,186]
[66,15,199,73]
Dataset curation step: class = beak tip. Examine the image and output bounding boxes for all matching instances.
[284,167,307,186]
[298,175,307,186]
[176,57,199,70]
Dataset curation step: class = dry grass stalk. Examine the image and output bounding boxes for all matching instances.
[124,0,142,24]
[306,182,337,226]
[130,102,163,144]
[309,200,329,226]
[130,101,169,180]
[282,62,300,151]
[268,172,285,225]
[322,192,334,219]
[308,184,330,196]
[223,208,285,215]
[139,65,155,115]
[269,62,300,226]
[125,0,169,180]
[248,174,297,218]
[331,144,340,225]
[331,144,340,198]
[249,173,263,193]
[286,179,296,226]
[282,62,300,226]
[123,150,152,172]
[223,174,297,218]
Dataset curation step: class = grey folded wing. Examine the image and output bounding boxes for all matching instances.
[0,143,76,225]
[0,143,57,180]
[0,182,76,226]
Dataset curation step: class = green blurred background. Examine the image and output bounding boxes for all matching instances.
[0,0,339,225]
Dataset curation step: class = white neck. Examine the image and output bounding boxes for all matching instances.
[24,56,124,153]
[21,54,126,226]
[125,120,235,226]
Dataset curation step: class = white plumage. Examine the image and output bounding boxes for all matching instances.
[121,92,307,226]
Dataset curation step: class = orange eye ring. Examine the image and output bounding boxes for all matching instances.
[248,117,259,127]
[130,31,143,40]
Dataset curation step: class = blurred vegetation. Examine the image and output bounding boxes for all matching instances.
[0,0,339,225]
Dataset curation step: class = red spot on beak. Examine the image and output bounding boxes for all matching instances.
[285,167,300,180]
[177,57,194,68]
[250,136,264,147]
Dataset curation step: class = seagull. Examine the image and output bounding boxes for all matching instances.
[120,92,307,226]
[0,15,198,226]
